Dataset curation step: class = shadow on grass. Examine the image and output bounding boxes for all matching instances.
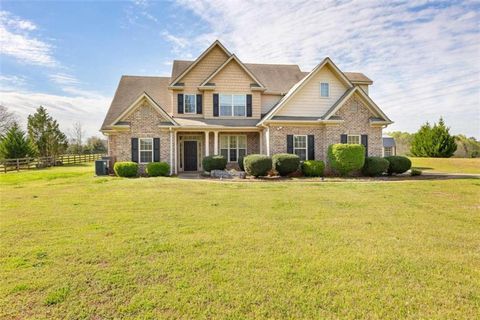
[412,166,434,170]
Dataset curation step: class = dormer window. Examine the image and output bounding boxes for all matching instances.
[320,82,329,97]
[219,94,246,117]
[184,94,196,114]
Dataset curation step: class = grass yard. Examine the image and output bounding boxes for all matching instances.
[1,164,479,319]
[410,157,480,174]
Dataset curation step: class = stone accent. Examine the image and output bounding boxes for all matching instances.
[210,170,233,179]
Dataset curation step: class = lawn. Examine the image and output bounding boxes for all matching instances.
[1,165,479,319]
[410,157,480,174]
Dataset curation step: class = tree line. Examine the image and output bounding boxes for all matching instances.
[0,106,106,160]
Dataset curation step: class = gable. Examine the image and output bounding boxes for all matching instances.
[126,101,172,132]
[276,64,349,117]
[207,58,259,90]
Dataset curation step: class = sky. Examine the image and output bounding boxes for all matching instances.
[0,0,479,138]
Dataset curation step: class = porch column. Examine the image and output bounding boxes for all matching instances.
[214,131,219,155]
[205,131,210,156]
[259,131,263,154]
[169,129,173,175]
[174,131,178,174]
[265,127,270,156]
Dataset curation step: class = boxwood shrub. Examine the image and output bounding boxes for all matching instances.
[362,157,389,177]
[272,153,300,176]
[385,156,411,175]
[146,162,170,177]
[114,161,138,177]
[244,154,272,177]
[202,155,227,172]
[327,144,365,176]
[302,160,325,177]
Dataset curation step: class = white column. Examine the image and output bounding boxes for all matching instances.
[259,131,263,154]
[265,127,270,156]
[169,129,173,175]
[214,131,219,155]
[174,131,178,174]
[205,131,210,156]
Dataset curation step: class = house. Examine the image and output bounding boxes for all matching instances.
[101,40,393,174]
[382,136,396,156]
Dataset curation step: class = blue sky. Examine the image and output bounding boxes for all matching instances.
[0,0,479,138]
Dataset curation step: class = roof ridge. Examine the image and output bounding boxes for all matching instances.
[122,75,171,79]
[245,62,300,67]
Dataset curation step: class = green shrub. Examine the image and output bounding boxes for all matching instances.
[385,156,411,175]
[202,155,227,172]
[238,154,245,171]
[302,160,325,177]
[272,153,300,176]
[146,162,170,177]
[410,168,422,176]
[362,157,389,177]
[327,144,365,176]
[114,161,138,177]
[244,154,272,177]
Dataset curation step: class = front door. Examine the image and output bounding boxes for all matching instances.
[184,141,197,171]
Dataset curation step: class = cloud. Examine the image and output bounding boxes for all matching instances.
[174,0,480,137]
[49,73,80,86]
[124,0,158,26]
[0,10,56,67]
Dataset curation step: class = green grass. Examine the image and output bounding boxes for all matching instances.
[1,165,479,319]
[410,157,480,174]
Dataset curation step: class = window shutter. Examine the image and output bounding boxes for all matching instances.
[196,94,202,114]
[131,138,138,163]
[213,93,219,117]
[287,135,293,153]
[246,94,252,117]
[361,134,368,156]
[340,134,347,144]
[153,138,160,162]
[308,135,315,160]
[177,94,184,114]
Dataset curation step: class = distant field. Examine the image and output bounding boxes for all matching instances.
[410,157,480,174]
[1,165,479,319]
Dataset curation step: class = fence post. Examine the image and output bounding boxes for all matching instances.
[16,159,20,171]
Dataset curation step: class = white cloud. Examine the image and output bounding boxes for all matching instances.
[49,73,80,86]
[175,0,480,137]
[0,10,56,67]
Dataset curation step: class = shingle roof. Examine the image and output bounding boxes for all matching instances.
[101,76,171,130]
[383,137,396,147]
[343,72,373,84]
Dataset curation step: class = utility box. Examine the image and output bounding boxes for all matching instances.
[95,159,108,176]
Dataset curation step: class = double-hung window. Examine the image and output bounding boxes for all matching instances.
[320,82,329,97]
[384,146,393,157]
[184,94,196,114]
[139,138,153,163]
[220,135,246,162]
[293,135,307,161]
[347,134,360,144]
[219,94,246,117]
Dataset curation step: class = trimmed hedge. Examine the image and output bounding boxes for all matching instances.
[385,156,411,175]
[327,144,365,176]
[272,153,300,176]
[146,162,170,177]
[410,168,422,176]
[114,161,138,177]
[244,154,272,177]
[238,154,245,171]
[362,157,389,177]
[302,160,325,177]
[202,155,227,172]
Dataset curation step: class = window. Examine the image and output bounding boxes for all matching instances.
[384,146,393,157]
[293,135,307,161]
[139,138,153,163]
[320,82,329,97]
[184,94,196,114]
[220,135,246,162]
[219,94,246,117]
[347,135,360,144]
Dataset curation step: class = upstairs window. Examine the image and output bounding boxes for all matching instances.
[347,134,360,144]
[139,138,153,163]
[220,135,247,162]
[184,94,196,114]
[320,82,329,97]
[293,135,307,161]
[219,94,246,116]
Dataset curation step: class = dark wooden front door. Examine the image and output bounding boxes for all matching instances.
[184,141,197,171]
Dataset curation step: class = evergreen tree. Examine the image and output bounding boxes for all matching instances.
[410,117,457,157]
[0,123,36,159]
[27,106,68,157]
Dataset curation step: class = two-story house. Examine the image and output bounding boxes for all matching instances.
[101,40,392,174]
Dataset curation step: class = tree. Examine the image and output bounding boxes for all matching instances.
[67,122,85,154]
[455,135,480,158]
[385,131,413,156]
[0,123,36,159]
[84,136,107,154]
[410,117,457,158]
[0,105,16,136]
[27,106,68,157]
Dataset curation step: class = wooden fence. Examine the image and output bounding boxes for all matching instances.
[0,154,104,173]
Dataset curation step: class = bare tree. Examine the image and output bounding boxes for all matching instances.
[68,122,85,154]
[0,105,16,136]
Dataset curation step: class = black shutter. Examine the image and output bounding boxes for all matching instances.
[196,94,202,114]
[287,135,294,153]
[361,134,368,157]
[340,134,347,144]
[308,135,315,160]
[213,94,219,117]
[246,94,252,117]
[153,138,160,162]
[131,138,138,163]
[177,94,184,114]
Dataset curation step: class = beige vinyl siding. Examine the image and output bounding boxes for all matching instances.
[359,84,369,94]
[261,94,282,114]
[276,65,348,117]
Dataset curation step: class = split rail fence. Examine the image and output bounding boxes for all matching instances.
[0,154,104,173]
